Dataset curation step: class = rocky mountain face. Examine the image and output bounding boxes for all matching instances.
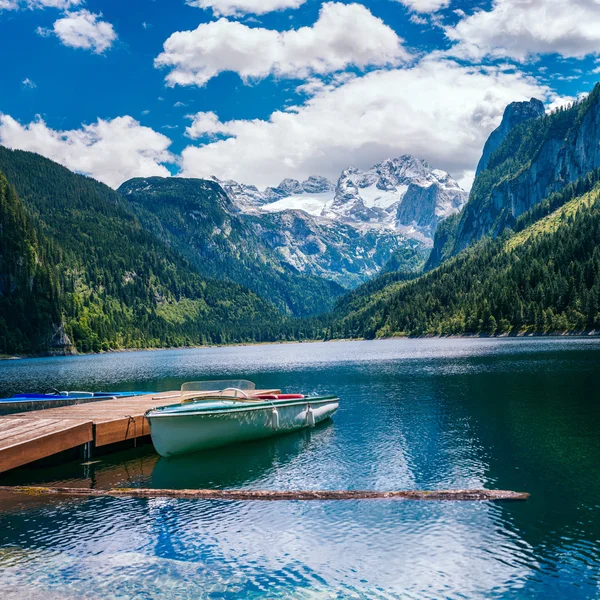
[215,175,336,212]
[210,156,466,286]
[430,86,600,265]
[264,176,335,202]
[121,176,426,291]
[118,177,345,317]
[218,156,467,245]
[244,209,426,288]
[476,98,545,175]
[323,157,467,240]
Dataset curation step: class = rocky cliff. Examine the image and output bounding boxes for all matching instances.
[219,156,467,244]
[433,85,600,262]
[476,98,545,175]
[207,156,467,285]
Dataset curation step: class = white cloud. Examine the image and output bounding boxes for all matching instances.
[22,77,37,88]
[457,170,476,192]
[409,14,429,25]
[186,0,306,17]
[185,111,231,138]
[295,72,357,96]
[30,0,82,6]
[546,92,588,112]
[180,58,551,190]
[396,0,449,14]
[446,0,600,62]
[0,114,174,188]
[155,2,408,87]
[44,9,117,53]
[1,0,82,9]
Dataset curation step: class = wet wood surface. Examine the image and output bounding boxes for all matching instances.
[0,486,530,501]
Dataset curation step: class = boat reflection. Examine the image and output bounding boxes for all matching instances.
[151,420,334,490]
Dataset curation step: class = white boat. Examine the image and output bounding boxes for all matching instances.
[146,380,339,457]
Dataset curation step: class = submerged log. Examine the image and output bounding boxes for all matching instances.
[0,486,529,501]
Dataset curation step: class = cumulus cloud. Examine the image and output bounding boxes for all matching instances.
[1,0,82,9]
[155,2,408,87]
[0,114,174,188]
[30,0,82,6]
[185,111,231,138]
[186,0,306,17]
[180,58,552,189]
[446,0,600,61]
[396,0,449,13]
[42,9,117,53]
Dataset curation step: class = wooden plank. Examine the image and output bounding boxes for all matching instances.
[0,420,93,474]
[0,421,81,445]
[0,419,82,442]
[0,419,39,440]
[94,415,150,447]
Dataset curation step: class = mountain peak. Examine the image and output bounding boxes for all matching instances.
[263,176,336,202]
[504,98,545,122]
[476,98,545,175]
[221,154,467,244]
[325,155,467,239]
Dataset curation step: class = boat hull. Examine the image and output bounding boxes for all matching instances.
[147,397,339,457]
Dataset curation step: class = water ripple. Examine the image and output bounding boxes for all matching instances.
[1,338,600,598]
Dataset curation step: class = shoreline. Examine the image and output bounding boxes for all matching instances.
[2,329,599,360]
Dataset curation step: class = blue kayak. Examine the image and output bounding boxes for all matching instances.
[5,391,148,401]
[0,390,152,415]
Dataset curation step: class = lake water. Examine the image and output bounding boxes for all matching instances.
[1,338,599,599]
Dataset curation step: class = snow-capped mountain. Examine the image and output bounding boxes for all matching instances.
[201,156,467,287]
[217,156,467,244]
[211,178,266,211]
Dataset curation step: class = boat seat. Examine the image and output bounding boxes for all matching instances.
[253,394,305,400]
[181,389,282,404]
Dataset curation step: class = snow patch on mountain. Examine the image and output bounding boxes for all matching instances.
[261,191,335,216]
[219,155,467,243]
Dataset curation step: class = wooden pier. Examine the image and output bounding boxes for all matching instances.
[0,393,531,504]
[0,391,182,474]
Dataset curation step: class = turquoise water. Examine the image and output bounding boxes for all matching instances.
[0,338,599,599]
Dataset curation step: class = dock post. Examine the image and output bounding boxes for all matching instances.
[82,441,93,462]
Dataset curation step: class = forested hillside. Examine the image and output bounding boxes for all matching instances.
[0,147,291,354]
[0,173,61,354]
[432,84,600,263]
[331,176,600,338]
[119,177,344,317]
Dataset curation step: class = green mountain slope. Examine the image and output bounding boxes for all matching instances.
[118,177,345,317]
[0,173,62,354]
[0,147,287,353]
[435,84,600,263]
[332,183,600,338]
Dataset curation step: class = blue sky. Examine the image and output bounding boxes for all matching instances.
[0,0,599,190]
